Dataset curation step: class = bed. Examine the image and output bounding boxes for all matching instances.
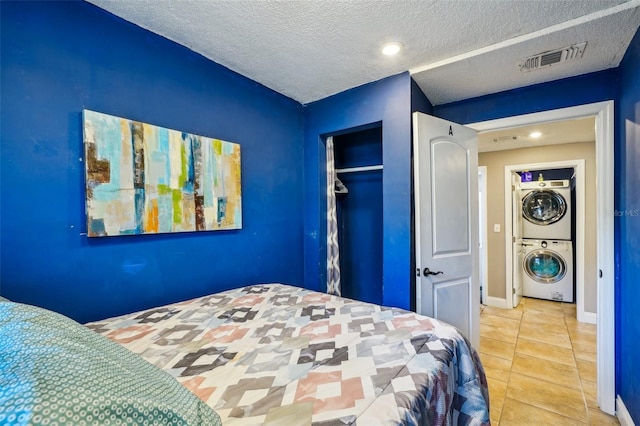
[2,284,490,425]
[0,297,221,425]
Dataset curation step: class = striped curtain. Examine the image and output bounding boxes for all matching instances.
[326,136,341,296]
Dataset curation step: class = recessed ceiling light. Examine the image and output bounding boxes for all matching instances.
[381,41,403,56]
[529,131,542,139]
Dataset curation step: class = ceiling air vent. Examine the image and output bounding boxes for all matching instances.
[492,136,518,143]
[519,42,587,72]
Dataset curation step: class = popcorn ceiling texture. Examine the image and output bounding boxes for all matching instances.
[88,0,639,105]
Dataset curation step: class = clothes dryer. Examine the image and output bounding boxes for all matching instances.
[521,239,574,302]
[521,180,572,240]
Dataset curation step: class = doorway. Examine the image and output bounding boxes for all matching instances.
[504,160,587,317]
[468,101,615,415]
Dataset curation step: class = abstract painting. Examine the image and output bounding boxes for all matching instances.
[84,110,241,237]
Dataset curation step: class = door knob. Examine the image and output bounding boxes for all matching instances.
[423,267,443,276]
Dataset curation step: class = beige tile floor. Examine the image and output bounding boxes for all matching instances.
[480,297,619,425]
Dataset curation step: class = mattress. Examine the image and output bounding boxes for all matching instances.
[86,284,490,425]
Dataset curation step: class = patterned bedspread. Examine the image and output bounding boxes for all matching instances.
[86,284,490,425]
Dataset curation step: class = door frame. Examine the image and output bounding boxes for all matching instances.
[510,172,523,308]
[504,160,585,315]
[478,166,488,305]
[467,100,615,415]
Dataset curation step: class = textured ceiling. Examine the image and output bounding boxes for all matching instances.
[87,0,640,105]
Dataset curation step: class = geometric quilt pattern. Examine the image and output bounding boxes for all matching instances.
[86,284,490,425]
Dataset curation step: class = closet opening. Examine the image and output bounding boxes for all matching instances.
[333,125,383,305]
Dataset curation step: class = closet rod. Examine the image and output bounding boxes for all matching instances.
[336,165,383,174]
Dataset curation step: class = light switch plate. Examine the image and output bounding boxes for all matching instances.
[493,224,501,232]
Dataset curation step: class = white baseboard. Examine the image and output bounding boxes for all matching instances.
[617,395,636,426]
[485,296,509,309]
[578,310,597,324]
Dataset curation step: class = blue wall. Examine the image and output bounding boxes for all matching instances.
[617,27,640,423]
[303,74,413,310]
[411,78,433,114]
[0,1,304,323]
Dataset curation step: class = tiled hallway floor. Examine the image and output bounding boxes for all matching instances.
[480,297,619,425]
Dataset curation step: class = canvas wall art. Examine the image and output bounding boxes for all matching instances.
[84,110,241,237]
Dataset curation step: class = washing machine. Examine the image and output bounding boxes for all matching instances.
[522,239,574,302]
[521,180,572,240]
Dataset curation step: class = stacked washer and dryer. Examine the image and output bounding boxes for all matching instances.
[520,179,574,302]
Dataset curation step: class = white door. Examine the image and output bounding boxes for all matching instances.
[413,112,479,348]
[512,173,523,308]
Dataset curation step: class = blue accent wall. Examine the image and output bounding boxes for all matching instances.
[618,26,640,423]
[303,74,413,310]
[411,78,433,114]
[0,1,304,323]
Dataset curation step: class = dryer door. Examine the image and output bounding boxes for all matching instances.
[522,190,567,226]
[524,249,567,284]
